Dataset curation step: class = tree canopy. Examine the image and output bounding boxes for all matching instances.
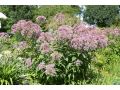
[84,5,119,27]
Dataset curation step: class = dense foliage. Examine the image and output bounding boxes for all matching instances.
[33,5,80,19]
[9,18,108,84]
[84,5,119,27]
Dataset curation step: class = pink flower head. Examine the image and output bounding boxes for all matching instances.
[31,23,42,38]
[25,58,32,67]
[0,32,9,38]
[11,20,27,33]
[57,25,73,40]
[0,32,9,42]
[40,42,52,54]
[51,51,62,61]
[70,24,108,51]
[38,62,45,70]
[54,13,65,24]
[37,32,53,43]
[73,22,89,35]
[11,20,41,38]
[36,16,46,23]
[45,64,56,76]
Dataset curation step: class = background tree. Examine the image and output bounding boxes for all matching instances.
[33,5,80,19]
[84,5,119,27]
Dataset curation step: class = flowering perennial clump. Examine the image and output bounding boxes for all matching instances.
[11,20,41,38]
[70,32,108,51]
[34,22,109,78]
[4,15,114,84]
[55,23,108,51]
[36,16,46,24]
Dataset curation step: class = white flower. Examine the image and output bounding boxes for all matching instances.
[2,50,12,58]
[17,57,24,61]
[2,50,11,55]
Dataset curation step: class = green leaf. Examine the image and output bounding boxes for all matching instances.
[72,56,76,61]
[38,55,44,60]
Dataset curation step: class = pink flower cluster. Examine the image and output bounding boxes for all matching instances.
[73,22,97,35]
[38,62,45,70]
[72,25,108,51]
[0,32,9,38]
[71,31,108,51]
[37,32,54,54]
[13,41,28,50]
[37,32,53,43]
[54,13,65,24]
[36,16,46,23]
[45,64,56,76]
[57,25,73,40]
[50,51,62,61]
[25,58,32,67]
[39,42,52,54]
[11,20,41,38]
[56,22,108,51]
[38,63,56,76]
[0,32,9,42]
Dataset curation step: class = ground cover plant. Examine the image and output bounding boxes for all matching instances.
[0,13,120,85]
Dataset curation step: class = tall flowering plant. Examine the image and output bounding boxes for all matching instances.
[11,20,42,58]
[47,23,108,84]
[11,20,41,40]
[33,22,108,84]
[9,17,108,84]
